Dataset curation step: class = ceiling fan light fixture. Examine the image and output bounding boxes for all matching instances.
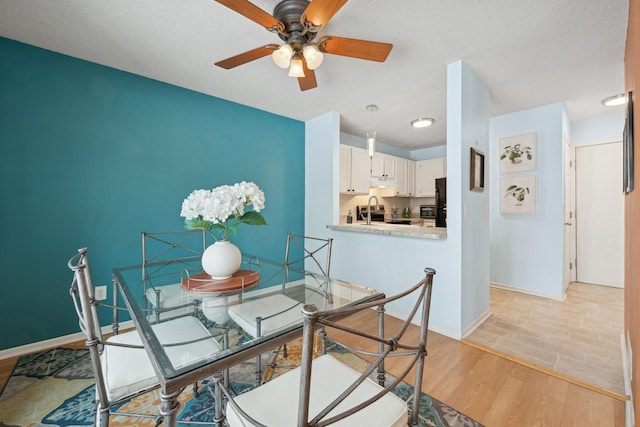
[272,44,293,68]
[410,117,435,128]
[601,93,626,107]
[288,55,305,77]
[303,45,323,70]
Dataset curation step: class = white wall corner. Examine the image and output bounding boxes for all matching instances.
[305,112,341,234]
[461,309,492,338]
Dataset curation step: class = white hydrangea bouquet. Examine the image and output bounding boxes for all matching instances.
[180,181,266,242]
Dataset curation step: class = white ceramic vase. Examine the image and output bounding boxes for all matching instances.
[201,240,242,280]
[201,295,230,324]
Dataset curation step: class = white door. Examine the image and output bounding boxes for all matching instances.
[563,136,577,288]
[575,141,624,288]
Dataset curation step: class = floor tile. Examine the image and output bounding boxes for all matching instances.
[465,282,624,395]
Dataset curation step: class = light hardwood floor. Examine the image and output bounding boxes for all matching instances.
[1,310,626,427]
[465,282,625,396]
[328,310,625,427]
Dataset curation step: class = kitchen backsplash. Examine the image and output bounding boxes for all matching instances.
[339,188,435,222]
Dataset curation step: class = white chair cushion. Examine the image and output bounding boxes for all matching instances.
[151,315,222,369]
[226,354,408,427]
[145,284,198,321]
[101,330,157,402]
[228,294,302,338]
[102,315,221,402]
[144,283,188,308]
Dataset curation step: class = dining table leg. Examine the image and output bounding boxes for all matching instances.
[213,372,225,427]
[159,388,182,427]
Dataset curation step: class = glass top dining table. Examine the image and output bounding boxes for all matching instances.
[111,254,383,426]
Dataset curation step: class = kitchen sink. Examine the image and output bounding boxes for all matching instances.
[385,220,412,225]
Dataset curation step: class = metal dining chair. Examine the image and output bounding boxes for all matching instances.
[218,267,436,426]
[227,233,333,385]
[68,247,222,426]
[141,229,209,322]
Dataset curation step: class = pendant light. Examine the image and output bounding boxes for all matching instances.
[366,104,378,157]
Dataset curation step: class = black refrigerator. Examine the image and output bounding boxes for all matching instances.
[435,178,447,228]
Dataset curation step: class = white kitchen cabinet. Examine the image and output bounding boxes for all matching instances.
[371,153,396,180]
[340,145,370,194]
[407,160,415,196]
[395,158,416,196]
[415,158,445,197]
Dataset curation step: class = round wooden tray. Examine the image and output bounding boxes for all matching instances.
[181,269,261,293]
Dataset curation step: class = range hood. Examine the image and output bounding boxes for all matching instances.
[369,177,397,188]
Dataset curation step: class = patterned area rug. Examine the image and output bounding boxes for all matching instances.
[0,338,483,427]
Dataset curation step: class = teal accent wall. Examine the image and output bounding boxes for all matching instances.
[0,37,305,350]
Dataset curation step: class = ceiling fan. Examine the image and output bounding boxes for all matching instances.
[214,0,393,91]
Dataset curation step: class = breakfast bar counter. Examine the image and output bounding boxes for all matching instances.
[327,222,447,239]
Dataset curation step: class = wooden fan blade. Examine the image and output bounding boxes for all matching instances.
[216,0,282,30]
[318,36,393,62]
[215,44,278,69]
[302,0,348,28]
[298,60,317,91]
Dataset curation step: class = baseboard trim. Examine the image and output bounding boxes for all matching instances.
[490,282,566,301]
[461,309,491,339]
[461,338,629,402]
[381,307,461,340]
[0,320,135,360]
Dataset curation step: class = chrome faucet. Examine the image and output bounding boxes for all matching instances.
[367,195,379,225]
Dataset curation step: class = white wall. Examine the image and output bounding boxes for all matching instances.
[305,61,490,338]
[410,145,447,160]
[305,113,461,339]
[340,132,412,158]
[306,115,464,338]
[571,114,624,144]
[448,61,491,332]
[305,112,341,237]
[489,103,566,298]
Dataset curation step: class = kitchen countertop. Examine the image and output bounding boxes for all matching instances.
[327,222,446,240]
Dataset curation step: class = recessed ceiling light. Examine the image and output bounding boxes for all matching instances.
[601,93,626,107]
[410,117,435,128]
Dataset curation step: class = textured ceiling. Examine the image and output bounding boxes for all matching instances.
[0,0,629,149]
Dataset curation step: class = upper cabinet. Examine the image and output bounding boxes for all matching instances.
[340,144,443,198]
[370,153,396,180]
[415,158,446,197]
[395,158,416,197]
[340,145,371,194]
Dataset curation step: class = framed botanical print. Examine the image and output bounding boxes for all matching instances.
[499,133,537,174]
[500,175,537,214]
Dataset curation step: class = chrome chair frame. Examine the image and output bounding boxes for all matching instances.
[141,230,208,323]
[218,267,436,426]
[69,248,164,426]
[284,232,333,277]
[69,247,222,426]
[229,233,334,385]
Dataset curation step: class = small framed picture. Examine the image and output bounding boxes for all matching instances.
[499,133,537,174]
[500,175,537,214]
[470,148,485,192]
[624,91,634,194]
